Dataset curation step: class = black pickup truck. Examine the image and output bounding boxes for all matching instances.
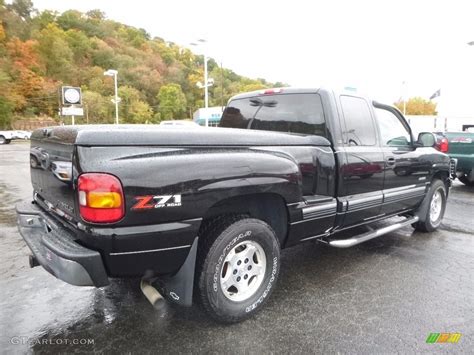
[16,88,455,323]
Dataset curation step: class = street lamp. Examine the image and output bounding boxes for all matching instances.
[190,39,214,126]
[104,69,119,124]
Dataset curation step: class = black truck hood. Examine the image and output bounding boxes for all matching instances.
[31,125,331,147]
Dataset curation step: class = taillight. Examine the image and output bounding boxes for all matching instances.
[438,137,449,153]
[78,173,125,223]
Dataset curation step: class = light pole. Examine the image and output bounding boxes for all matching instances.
[104,69,119,124]
[190,39,214,126]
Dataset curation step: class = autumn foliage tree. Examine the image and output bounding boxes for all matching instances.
[0,0,281,126]
[394,97,437,115]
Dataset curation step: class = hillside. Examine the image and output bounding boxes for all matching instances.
[0,0,284,128]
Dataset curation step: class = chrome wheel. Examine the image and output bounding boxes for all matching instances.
[220,240,267,302]
[430,188,443,223]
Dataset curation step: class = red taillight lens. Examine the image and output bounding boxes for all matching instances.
[78,173,125,223]
[439,138,449,153]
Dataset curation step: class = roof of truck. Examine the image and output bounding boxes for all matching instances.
[229,87,373,103]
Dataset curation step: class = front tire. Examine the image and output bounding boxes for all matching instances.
[414,179,447,232]
[196,215,280,323]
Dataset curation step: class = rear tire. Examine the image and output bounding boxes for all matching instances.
[0,135,5,144]
[459,174,474,187]
[196,215,280,323]
[414,179,447,232]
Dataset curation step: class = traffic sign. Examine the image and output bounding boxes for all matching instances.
[62,86,82,105]
[61,106,84,116]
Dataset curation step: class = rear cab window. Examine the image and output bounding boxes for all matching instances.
[220,93,327,137]
[339,95,377,146]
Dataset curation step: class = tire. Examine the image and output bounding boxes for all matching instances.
[196,215,280,323]
[414,179,447,232]
[30,155,39,168]
[0,136,5,144]
[458,174,474,187]
[5,139,11,144]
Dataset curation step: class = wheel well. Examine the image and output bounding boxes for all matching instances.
[201,193,289,246]
[433,171,450,196]
[433,171,449,186]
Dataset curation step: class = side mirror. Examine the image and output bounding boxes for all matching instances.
[416,132,436,147]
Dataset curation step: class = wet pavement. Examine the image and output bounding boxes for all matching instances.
[0,142,473,353]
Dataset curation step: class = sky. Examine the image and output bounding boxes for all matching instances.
[31,0,474,117]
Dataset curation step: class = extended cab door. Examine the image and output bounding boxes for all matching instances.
[336,95,385,228]
[373,103,429,215]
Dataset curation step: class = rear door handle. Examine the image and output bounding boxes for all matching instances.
[386,157,396,165]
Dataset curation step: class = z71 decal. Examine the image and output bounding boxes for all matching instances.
[132,195,182,210]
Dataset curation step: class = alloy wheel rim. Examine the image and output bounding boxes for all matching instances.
[220,240,267,302]
[430,189,443,222]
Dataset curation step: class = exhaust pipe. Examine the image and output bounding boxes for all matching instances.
[140,279,166,311]
[29,255,39,268]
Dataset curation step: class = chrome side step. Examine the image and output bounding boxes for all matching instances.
[327,216,419,248]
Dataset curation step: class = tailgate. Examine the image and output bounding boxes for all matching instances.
[445,132,474,155]
[30,127,78,221]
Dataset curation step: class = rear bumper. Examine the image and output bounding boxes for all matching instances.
[16,201,109,287]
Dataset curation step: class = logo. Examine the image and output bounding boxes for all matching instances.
[132,195,182,210]
[426,333,462,344]
[450,137,472,144]
[169,292,180,301]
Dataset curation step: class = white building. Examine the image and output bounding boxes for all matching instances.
[193,107,225,127]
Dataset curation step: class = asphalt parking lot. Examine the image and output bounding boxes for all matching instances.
[0,141,473,353]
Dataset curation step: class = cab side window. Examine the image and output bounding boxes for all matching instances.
[374,107,411,147]
[340,96,376,146]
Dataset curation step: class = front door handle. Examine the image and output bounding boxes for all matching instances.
[386,157,396,166]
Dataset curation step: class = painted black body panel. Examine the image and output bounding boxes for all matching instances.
[24,88,451,279]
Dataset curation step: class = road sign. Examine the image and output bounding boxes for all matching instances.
[62,86,82,105]
[61,106,84,116]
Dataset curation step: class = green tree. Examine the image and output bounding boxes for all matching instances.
[394,97,437,115]
[0,96,13,129]
[85,9,105,21]
[34,23,74,80]
[9,0,34,19]
[82,90,111,123]
[118,85,152,123]
[157,83,187,120]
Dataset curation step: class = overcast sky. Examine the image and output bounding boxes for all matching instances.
[31,0,474,116]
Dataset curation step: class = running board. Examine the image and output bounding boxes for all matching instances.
[327,216,419,248]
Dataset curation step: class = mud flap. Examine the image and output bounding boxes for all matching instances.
[415,187,431,224]
[151,237,198,307]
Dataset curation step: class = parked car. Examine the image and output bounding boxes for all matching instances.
[16,88,454,323]
[0,130,17,144]
[444,132,474,186]
[15,130,32,140]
